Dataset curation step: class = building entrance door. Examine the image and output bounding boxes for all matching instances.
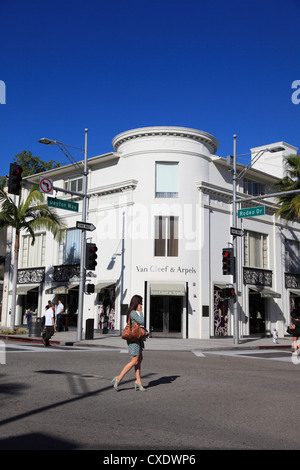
[150,295,182,337]
[249,290,266,334]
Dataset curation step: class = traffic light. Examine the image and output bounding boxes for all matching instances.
[221,287,235,299]
[222,248,234,275]
[8,163,23,195]
[86,283,95,294]
[86,243,98,270]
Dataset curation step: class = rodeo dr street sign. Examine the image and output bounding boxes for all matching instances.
[238,206,265,219]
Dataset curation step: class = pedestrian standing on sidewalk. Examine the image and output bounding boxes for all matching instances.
[56,299,64,332]
[112,294,147,392]
[42,305,56,347]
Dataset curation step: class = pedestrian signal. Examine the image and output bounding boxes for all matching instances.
[86,283,95,294]
[221,287,235,299]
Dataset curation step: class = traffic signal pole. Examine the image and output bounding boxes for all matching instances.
[37,129,90,341]
[232,135,239,344]
[77,129,88,341]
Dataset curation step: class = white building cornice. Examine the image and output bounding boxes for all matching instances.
[89,179,138,197]
[112,126,219,154]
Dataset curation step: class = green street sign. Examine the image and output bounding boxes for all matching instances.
[47,196,79,212]
[238,206,265,219]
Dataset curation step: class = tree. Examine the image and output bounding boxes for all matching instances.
[0,186,66,330]
[275,154,300,221]
[0,151,61,189]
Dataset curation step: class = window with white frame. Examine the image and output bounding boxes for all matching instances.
[243,178,266,196]
[65,177,83,193]
[285,239,300,273]
[244,230,268,269]
[21,233,46,268]
[155,162,178,198]
[65,228,81,264]
[154,216,178,257]
[58,228,81,265]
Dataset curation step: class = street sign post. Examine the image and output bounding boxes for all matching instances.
[47,196,79,212]
[237,206,265,219]
[76,221,96,231]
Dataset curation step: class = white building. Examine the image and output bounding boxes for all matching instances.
[1,126,299,339]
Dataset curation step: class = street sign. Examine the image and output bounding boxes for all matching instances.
[39,177,53,194]
[230,227,244,237]
[238,206,265,219]
[76,221,96,231]
[47,196,79,212]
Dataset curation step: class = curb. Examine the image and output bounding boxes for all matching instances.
[0,334,61,345]
[0,334,293,352]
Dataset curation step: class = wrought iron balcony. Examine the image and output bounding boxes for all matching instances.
[243,267,272,287]
[17,267,45,284]
[53,264,80,282]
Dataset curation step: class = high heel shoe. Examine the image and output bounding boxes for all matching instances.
[134,381,146,392]
[111,376,119,391]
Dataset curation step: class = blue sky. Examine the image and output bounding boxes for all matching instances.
[0,0,299,175]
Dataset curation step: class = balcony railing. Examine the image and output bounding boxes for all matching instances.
[53,264,80,282]
[243,267,272,287]
[18,267,45,284]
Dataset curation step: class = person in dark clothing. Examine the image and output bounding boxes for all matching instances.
[288,308,300,353]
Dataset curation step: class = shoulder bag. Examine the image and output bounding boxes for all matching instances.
[121,314,146,341]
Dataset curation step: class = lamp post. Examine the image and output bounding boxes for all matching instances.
[39,129,88,341]
[230,137,284,344]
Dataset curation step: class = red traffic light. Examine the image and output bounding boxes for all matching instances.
[222,248,234,275]
[86,243,98,271]
[8,163,23,195]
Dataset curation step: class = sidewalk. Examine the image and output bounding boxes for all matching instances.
[0,328,293,351]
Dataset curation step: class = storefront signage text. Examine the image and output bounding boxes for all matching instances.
[136,265,196,275]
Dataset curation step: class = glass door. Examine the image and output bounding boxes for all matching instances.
[150,296,182,337]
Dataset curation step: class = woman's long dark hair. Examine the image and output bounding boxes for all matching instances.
[126,295,143,322]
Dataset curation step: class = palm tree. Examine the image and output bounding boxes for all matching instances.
[275,154,300,221]
[0,186,66,330]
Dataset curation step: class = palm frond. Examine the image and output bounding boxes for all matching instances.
[275,154,300,221]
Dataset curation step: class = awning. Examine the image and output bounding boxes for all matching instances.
[48,283,79,294]
[250,287,281,298]
[94,282,116,293]
[290,290,300,297]
[10,283,40,295]
[150,283,185,296]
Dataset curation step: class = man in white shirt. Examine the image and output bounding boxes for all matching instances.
[56,299,64,332]
[42,305,56,347]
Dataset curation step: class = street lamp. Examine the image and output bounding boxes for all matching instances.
[230,137,284,344]
[39,129,89,341]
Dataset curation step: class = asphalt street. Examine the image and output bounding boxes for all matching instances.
[0,340,299,454]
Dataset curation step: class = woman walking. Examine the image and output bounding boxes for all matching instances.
[112,294,146,392]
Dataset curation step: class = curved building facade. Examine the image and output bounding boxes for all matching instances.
[2,126,299,340]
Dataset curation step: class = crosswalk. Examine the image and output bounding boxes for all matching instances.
[1,341,298,365]
[193,348,295,363]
